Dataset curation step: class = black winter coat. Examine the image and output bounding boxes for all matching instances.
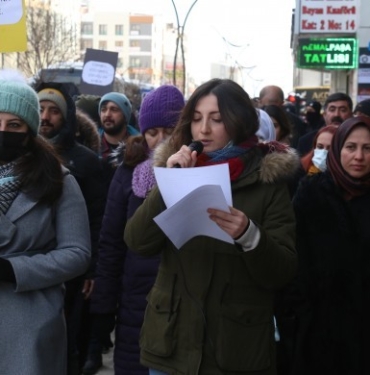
[290,172,370,375]
[36,82,105,276]
[90,164,160,375]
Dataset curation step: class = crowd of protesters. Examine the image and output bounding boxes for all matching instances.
[1,68,370,375]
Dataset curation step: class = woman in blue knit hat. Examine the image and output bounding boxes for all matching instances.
[83,85,185,375]
[0,71,91,375]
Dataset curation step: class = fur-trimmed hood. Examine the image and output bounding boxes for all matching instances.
[258,144,300,183]
[75,109,101,154]
[153,140,300,184]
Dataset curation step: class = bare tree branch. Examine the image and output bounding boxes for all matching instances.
[18,5,78,77]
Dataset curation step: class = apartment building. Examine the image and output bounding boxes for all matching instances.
[80,2,172,87]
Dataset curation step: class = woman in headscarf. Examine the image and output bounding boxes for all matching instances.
[256,108,276,142]
[291,116,370,375]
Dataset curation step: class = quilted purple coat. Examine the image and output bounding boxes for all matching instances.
[90,163,160,374]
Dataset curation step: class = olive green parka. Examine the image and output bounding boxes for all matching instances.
[124,142,299,375]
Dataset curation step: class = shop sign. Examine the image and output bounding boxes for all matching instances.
[298,38,358,69]
[299,0,359,34]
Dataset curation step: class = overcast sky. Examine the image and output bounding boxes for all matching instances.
[91,0,296,97]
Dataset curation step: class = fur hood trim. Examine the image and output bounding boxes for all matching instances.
[76,109,101,154]
[153,140,300,184]
[259,146,300,183]
[152,139,176,168]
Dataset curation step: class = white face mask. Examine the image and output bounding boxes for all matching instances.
[312,148,329,172]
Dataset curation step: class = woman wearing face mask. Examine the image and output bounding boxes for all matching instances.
[124,79,299,375]
[85,85,185,375]
[290,116,370,375]
[0,75,90,373]
[300,125,337,175]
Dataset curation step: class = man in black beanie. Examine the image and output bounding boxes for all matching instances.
[354,98,370,117]
[305,100,325,132]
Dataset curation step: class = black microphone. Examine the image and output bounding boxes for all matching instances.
[173,141,204,168]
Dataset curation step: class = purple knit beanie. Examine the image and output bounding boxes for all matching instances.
[139,85,185,134]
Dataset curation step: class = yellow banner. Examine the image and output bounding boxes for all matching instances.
[0,0,27,52]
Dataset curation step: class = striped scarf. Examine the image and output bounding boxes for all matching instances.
[195,137,290,181]
[195,136,259,181]
[0,162,21,215]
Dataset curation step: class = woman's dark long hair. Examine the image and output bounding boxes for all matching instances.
[15,134,64,205]
[262,104,292,142]
[170,79,258,151]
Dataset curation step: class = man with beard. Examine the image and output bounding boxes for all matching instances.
[297,92,353,156]
[37,82,106,375]
[78,92,140,374]
[99,92,139,158]
[98,92,139,190]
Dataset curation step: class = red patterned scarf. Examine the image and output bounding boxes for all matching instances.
[195,137,288,181]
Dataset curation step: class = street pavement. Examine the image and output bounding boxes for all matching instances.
[96,349,114,374]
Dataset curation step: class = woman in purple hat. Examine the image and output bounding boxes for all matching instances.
[85,85,185,375]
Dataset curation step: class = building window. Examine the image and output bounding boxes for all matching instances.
[130,23,152,36]
[81,22,93,35]
[129,57,141,67]
[98,41,107,50]
[115,41,124,52]
[115,25,123,36]
[117,58,123,68]
[99,24,107,35]
[81,39,93,50]
[130,24,140,35]
[130,40,151,52]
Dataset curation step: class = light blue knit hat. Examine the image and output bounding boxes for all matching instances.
[0,80,40,135]
[99,92,132,123]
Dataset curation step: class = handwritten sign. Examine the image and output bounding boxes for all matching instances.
[82,61,115,86]
[80,48,118,95]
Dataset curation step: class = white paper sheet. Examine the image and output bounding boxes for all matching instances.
[152,164,234,249]
[153,164,232,207]
[153,185,234,249]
